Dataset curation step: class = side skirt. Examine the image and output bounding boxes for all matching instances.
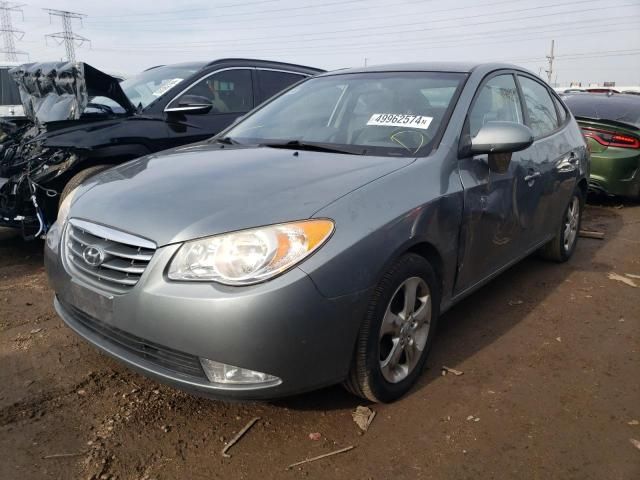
[442,234,554,312]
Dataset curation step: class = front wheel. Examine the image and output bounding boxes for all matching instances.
[538,187,584,262]
[343,253,440,403]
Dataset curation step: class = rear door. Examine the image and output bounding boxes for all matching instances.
[516,74,578,245]
[455,71,535,294]
[163,68,255,146]
[255,69,309,105]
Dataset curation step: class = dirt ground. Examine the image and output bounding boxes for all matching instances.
[1,202,639,480]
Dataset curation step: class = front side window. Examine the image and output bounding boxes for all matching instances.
[518,76,559,137]
[469,74,524,138]
[223,72,466,157]
[170,69,253,114]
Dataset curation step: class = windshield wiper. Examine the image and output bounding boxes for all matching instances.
[260,140,363,155]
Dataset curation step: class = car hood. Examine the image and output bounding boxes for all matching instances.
[10,62,135,124]
[71,143,415,246]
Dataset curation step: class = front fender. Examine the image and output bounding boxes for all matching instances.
[300,157,464,310]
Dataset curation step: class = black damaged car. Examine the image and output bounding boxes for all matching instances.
[0,59,323,239]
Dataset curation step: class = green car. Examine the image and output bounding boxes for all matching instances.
[563,93,640,199]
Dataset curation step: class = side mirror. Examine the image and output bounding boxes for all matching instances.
[469,121,534,174]
[165,95,213,114]
[470,121,534,155]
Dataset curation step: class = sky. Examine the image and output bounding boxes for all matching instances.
[5,0,640,86]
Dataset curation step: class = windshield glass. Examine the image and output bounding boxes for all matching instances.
[224,72,466,157]
[120,65,201,109]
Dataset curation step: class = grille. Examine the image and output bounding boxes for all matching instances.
[64,219,156,295]
[59,298,207,380]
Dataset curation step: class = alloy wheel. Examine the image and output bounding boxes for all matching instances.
[379,277,431,383]
[563,196,580,252]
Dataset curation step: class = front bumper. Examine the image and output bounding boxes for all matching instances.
[45,224,369,400]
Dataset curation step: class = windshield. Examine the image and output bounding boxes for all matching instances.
[120,65,202,109]
[224,72,466,157]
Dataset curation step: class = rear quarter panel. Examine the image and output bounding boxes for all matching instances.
[577,120,640,197]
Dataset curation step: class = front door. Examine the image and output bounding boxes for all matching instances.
[163,68,255,147]
[455,72,539,295]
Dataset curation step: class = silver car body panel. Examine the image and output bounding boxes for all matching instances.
[45,62,589,398]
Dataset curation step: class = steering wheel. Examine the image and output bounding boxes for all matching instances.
[353,126,429,153]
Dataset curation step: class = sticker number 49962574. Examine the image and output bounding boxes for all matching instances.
[366,113,433,129]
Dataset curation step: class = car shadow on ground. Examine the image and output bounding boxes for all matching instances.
[275,204,626,411]
[587,191,639,208]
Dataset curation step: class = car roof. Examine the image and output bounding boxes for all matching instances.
[317,61,532,76]
[147,59,324,75]
[204,58,325,74]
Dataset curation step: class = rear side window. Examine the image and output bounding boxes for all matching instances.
[257,70,307,103]
[469,74,524,138]
[553,95,567,125]
[518,76,559,137]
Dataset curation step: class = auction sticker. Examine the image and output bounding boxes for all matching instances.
[152,78,183,97]
[367,113,433,129]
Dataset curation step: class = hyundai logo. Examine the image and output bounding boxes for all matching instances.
[82,245,106,267]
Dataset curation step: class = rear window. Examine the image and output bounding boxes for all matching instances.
[563,94,640,129]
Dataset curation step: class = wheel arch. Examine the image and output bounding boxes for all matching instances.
[364,239,447,307]
[405,241,444,296]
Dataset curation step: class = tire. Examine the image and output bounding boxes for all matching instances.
[538,187,584,262]
[344,253,440,403]
[59,165,111,206]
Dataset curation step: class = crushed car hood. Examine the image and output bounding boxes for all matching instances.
[10,62,135,124]
[70,143,415,246]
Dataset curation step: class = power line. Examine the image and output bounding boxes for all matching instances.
[89,0,279,19]
[44,8,89,62]
[207,1,639,50]
[87,0,372,26]
[100,0,525,46]
[91,1,638,51]
[0,1,26,62]
[89,15,639,57]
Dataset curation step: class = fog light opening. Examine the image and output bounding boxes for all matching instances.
[200,358,281,387]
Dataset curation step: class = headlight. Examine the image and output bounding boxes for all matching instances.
[168,219,334,285]
[56,187,79,226]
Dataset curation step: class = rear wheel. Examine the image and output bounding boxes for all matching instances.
[59,165,111,205]
[344,253,440,402]
[538,187,584,262]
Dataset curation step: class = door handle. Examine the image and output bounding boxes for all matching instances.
[524,171,541,182]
